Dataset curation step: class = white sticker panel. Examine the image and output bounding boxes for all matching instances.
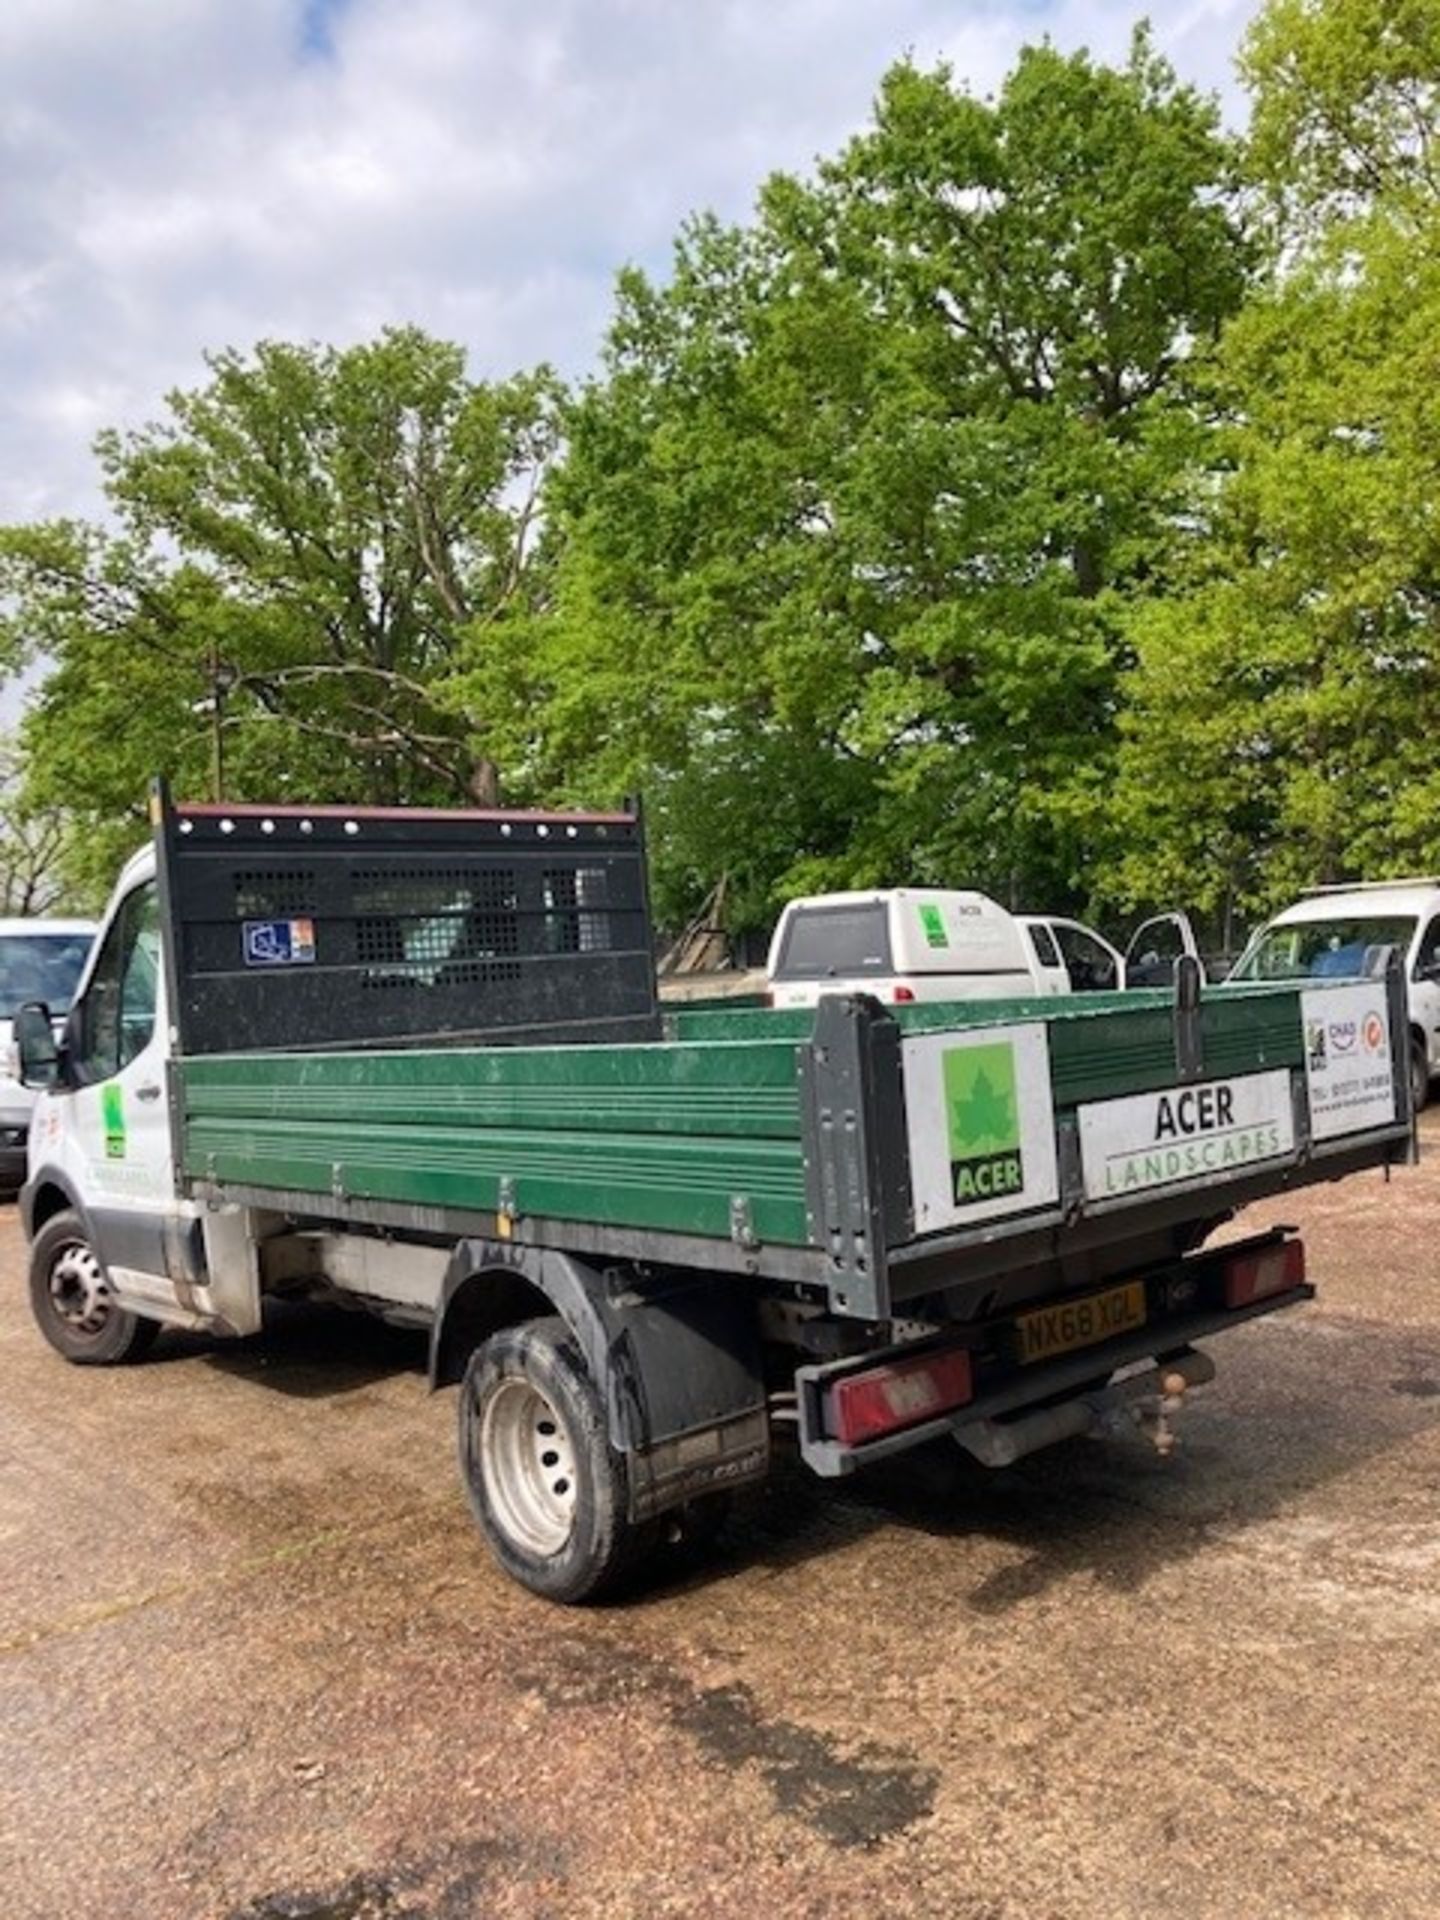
[1301,982,1398,1141]
[1078,1069,1295,1201]
[903,1023,1059,1232]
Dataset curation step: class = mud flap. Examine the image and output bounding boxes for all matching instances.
[435,1242,770,1519]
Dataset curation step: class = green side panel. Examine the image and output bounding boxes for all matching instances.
[181,1038,803,1138]
[181,1036,812,1245]
[183,1114,809,1244]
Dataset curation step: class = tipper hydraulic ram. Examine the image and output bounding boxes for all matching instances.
[15,787,1417,1602]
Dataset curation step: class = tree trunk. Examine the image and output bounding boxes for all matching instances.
[468,757,501,807]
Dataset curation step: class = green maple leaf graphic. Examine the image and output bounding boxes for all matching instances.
[952,1065,1013,1150]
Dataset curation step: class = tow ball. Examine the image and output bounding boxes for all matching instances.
[1136,1368,1196,1459]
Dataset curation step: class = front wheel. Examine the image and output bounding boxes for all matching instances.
[28,1209,159,1365]
[1411,1039,1430,1115]
[458,1315,650,1604]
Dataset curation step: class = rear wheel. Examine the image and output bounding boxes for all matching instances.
[458,1315,650,1604]
[1411,1039,1430,1115]
[28,1209,159,1365]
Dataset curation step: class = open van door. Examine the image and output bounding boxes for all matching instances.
[1123,912,1201,989]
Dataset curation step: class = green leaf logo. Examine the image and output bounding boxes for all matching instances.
[944,1042,1020,1157]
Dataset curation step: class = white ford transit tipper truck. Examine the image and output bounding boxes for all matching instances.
[11,790,1417,1604]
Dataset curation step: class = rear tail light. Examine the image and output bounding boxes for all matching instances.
[827,1347,973,1447]
[892,984,916,1003]
[1223,1238,1305,1309]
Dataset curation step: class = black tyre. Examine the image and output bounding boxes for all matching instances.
[28,1209,160,1365]
[1411,1040,1430,1115]
[458,1315,649,1604]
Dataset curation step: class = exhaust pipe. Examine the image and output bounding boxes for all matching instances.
[953,1349,1216,1468]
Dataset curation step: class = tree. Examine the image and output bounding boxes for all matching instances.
[1,328,561,893]
[1110,0,1440,926]
[1242,0,1440,227]
[477,33,1251,932]
[0,734,72,914]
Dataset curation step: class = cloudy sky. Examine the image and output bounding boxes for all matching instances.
[2,0,1263,527]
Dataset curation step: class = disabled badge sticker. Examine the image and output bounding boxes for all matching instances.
[243,918,316,966]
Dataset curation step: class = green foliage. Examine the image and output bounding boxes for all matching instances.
[9,5,1440,947]
[1,329,560,896]
[1113,0,1440,930]
[1242,0,1440,226]
[464,33,1249,930]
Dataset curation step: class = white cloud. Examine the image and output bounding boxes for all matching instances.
[0,0,1263,526]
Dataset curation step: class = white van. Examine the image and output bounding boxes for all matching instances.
[766,889,1060,1009]
[1228,880,1440,1109]
[0,917,97,1187]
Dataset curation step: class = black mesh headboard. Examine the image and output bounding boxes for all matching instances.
[152,784,660,1055]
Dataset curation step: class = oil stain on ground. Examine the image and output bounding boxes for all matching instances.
[231,1836,524,1920]
[512,1639,937,1849]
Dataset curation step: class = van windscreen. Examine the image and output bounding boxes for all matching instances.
[0,933,93,1015]
[776,905,891,980]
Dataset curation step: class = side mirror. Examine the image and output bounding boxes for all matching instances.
[13,1001,60,1089]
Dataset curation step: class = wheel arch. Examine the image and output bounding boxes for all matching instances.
[431,1238,770,1517]
[20,1167,87,1244]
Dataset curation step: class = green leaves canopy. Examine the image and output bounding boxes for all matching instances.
[1113,0,1440,929]
[1,328,558,900]
[466,33,1248,928]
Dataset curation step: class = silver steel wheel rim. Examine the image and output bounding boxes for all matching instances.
[49,1241,112,1335]
[480,1376,578,1558]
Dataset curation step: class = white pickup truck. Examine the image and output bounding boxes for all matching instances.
[766,890,1055,1008]
[767,890,1202,1009]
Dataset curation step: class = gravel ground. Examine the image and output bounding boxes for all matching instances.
[3,1123,1440,1920]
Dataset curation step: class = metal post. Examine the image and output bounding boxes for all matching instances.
[207,647,236,801]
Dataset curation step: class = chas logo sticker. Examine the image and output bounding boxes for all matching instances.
[944,1041,1022,1205]
[243,918,316,967]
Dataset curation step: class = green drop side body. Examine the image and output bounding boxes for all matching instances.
[179,984,1314,1257]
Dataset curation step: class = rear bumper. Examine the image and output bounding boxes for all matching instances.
[796,1283,1313,1477]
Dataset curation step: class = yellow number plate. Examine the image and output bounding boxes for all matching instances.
[1014,1281,1147,1365]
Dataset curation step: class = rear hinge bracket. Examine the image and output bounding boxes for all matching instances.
[729,1194,759,1251]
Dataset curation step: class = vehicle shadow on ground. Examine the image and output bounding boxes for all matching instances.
[155,1299,429,1398]
[636,1326,1440,1616]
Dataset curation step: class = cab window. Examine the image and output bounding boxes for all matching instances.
[1026,922,1062,969]
[71,885,161,1085]
[1414,916,1440,979]
[775,905,891,980]
[1054,922,1118,992]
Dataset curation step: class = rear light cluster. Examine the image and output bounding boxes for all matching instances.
[891,985,916,1004]
[1223,1238,1306,1308]
[828,1347,973,1447]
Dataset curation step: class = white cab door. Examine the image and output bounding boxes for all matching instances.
[60,880,181,1302]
